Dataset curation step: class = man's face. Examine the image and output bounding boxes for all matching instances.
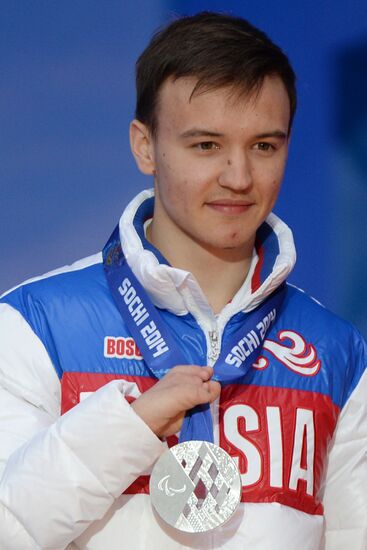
[138,75,290,258]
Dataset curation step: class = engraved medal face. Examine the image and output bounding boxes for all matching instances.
[150,441,242,533]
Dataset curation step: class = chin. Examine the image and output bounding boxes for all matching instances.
[202,236,252,255]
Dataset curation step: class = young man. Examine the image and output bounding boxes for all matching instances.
[0,12,366,550]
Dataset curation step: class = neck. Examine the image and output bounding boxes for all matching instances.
[147,221,254,314]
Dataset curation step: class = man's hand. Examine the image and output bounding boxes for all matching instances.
[131,365,221,438]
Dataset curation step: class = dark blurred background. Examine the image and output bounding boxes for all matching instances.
[1,0,367,336]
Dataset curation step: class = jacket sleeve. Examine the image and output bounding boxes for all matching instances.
[322,334,367,550]
[0,303,165,550]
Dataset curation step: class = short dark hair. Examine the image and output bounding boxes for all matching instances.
[135,12,297,135]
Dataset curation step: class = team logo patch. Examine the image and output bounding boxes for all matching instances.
[104,336,142,360]
[253,330,321,376]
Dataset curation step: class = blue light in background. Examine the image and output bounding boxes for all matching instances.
[0,1,166,290]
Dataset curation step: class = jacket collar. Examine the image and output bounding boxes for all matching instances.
[119,189,296,323]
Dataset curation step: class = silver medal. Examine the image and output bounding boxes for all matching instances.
[150,440,241,533]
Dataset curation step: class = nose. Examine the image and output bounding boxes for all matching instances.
[217,151,253,191]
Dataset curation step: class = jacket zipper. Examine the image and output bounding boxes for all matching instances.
[205,326,221,446]
[207,328,221,366]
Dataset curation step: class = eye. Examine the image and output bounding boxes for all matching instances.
[254,142,275,152]
[196,141,220,151]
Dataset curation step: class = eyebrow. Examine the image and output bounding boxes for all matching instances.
[179,128,288,140]
[179,128,224,139]
[254,130,288,140]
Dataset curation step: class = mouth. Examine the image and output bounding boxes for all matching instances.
[205,200,254,215]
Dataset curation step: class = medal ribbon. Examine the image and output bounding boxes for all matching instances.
[103,225,286,443]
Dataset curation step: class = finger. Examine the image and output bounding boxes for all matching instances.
[208,380,221,401]
[166,365,213,383]
[196,380,221,404]
[169,365,205,376]
[198,366,214,381]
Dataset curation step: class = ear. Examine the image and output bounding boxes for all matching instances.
[129,119,156,175]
